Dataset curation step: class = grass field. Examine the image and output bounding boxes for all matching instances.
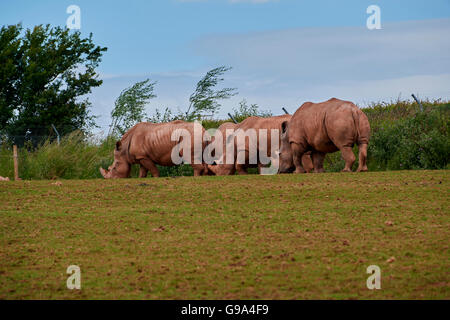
[0,170,449,299]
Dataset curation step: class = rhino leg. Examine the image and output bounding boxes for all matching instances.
[291,142,307,174]
[140,159,160,177]
[139,165,148,178]
[356,143,368,172]
[311,151,326,173]
[192,164,205,176]
[235,164,248,174]
[235,150,249,175]
[301,153,314,173]
[340,146,356,172]
[257,163,266,174]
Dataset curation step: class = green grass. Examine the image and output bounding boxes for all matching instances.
[0,170,449,299]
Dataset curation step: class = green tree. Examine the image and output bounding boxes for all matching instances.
[0,25,22,130]
[0,24,107,145]
[185,66,237,121]
[108,79,157,136]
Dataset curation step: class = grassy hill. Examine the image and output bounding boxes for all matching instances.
[0,170,448,299]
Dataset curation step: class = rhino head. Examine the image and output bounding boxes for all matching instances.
[278,121,295,173]
[99,141,131,179]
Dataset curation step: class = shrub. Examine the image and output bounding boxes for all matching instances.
[369,106,449,170]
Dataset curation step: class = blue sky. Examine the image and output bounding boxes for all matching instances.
[1,0,450,132]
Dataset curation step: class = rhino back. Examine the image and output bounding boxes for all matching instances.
[127,121,203,166]
[233,115,292,158]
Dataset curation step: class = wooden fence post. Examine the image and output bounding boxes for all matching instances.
[13,145,19,181]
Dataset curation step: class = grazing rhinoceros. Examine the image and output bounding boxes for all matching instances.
[100,120,209,178]
[208,115,313,175]
[278,98,370,173]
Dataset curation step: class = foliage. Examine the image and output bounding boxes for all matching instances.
[109,79,157,135]
[200,100,272,130]
[147,106,186,124]
[368,106,449,170]
[201,119,230,130]
[145,66,237,124]
[0,24,107,146]
[0,24,22,129]
[185,66,237,121]
[231,99,272,122]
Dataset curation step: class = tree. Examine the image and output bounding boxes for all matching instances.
[0,25,22,130]
[185,66,237,121]
[108,79,157,136]
[0,24,107,145]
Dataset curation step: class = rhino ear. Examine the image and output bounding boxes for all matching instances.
[116,141,122,151]
[281,121,289,134]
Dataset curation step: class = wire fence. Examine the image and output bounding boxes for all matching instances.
[0,123,111,148]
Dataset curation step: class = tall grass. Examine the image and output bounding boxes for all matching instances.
[0,99,448,180]
[0,131,116,179]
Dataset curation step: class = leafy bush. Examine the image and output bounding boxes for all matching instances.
[368,106,449,170]
[231,99,272,123]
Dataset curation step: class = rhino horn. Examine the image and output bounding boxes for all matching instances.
[99,167,109,178]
